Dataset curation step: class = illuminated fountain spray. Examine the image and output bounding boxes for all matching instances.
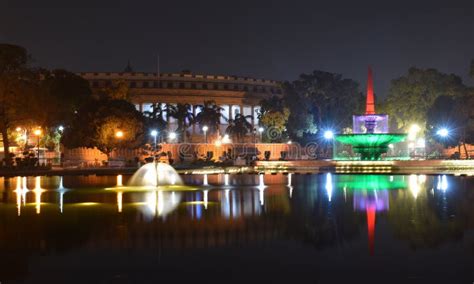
[33,176,44,214]
[128,162,183,187]
[203,190,209,209]
[57,176,68,214]
[14,177,23,216]
[224,174,229,186]
[258,174,265,206]
[288,173,293,198]
[116,174,123,187]
[325,173,333,202]
[203,174,208,186]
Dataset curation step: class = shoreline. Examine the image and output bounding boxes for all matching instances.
[0,159,474,177]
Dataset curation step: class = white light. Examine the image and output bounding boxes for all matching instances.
[324,130,334,140]
[325,173,333,202]
[58,125,64,131]
[258,127,264,133]
[388,144,394,149]
[202,125,209,132]
[408,124,420,141]
[287,140,292,144]
[150,130,158,137]
[168,132,177,140]
[222,134,231,144]
[436,128,449,137]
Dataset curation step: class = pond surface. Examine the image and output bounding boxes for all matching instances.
[0,173,473,283]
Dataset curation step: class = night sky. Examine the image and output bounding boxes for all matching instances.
[1,0,473,97]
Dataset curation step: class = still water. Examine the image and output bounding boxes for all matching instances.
[0,174,472,283]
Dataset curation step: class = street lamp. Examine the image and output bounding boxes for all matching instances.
[436,128,449,137]
[202,125,209,143]
[323,130,334,140]
[150,130,158,150]
[323,130,334,159]
[168,131,177,142]
[115,130,124,138]
[34,129,42,164]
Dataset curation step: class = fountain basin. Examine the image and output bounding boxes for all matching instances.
[335,133,407,161]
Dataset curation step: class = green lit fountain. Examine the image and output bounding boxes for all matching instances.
[334,67,407,160]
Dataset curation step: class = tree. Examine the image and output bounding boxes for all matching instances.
[426,92,474,158]
[226,113,253,142]
[386,67,466,131]
[97,79,130,100]
[143,103,167,138]
[37,69,92,127]
[257,96,290,142]
[283,71,362,141]
[0,44,34,166]
[194,100,226,135]
[62,99,144,158]
[166,103,194,142]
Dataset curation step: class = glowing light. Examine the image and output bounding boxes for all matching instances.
[215,139,222,147]
[150,130,158,137]
[202,125,209,132]
[168,132,177,140]
[408,124,420,141]
[325,173,333,202]
[258,174,265,206]
[416,138,425,148]
[203,190,209,210]
[222,134,231,144]
[203,174,208,186]
[34,129,42,136]
[33,176,44,214]
[388,144,394,149]
[287,173,292,187]
[437,175,448,191]
[436,128,449,137]
[409,174,425,199]
[324,130,334,140]
[224,174,229,186]
[287,140,292,144]
[16,127,21,132]
[117,191,123,213]
[115,130,124,138]
[58,125,64,131]
[116,174,123,187]
[258,127,264,133]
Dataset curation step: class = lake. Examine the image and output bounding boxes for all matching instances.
[0,173,472,283]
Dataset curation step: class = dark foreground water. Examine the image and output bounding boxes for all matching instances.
[0,173,472,284]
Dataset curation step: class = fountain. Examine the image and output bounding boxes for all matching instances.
[334,67,407,160]
[128,162,183,187]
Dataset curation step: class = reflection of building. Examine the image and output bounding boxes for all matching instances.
[78,71,282,136]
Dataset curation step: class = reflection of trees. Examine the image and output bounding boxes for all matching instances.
[387,189,465,250]
[287,177,361,249]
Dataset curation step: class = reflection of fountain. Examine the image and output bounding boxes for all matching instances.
[334,67,407,160]
[57,176,68,213]
[128,162,183,187]
[33,176,44,215]
[325,173,333,202]
[224,174,229,186]
[337,174,407,255]
[257,174,265,206]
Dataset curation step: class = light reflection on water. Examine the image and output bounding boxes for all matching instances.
[0,173,472,282]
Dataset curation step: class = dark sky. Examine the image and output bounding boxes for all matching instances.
[1,0,473,97]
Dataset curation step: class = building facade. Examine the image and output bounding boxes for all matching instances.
[78,71,282,140]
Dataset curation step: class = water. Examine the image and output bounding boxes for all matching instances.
[0,173,472,283]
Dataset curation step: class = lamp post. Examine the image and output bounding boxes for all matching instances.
[115,130,124,139]
[323,130,334,159]
[202,125,209,143]
[168,132,177,143]
[34,129,42,164]
[151,130,158,150]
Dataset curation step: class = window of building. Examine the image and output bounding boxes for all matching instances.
[243,86,249,92]
[130,81,137,88]
[161,82,168,88]
[220,105,229,124]
[203,84,208,90]
[179,82,185,89]
[223,84,228,90]
[191,83,196,89]
[143,82,149,88]
[253,107,260,125]
[92,81,99,88]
